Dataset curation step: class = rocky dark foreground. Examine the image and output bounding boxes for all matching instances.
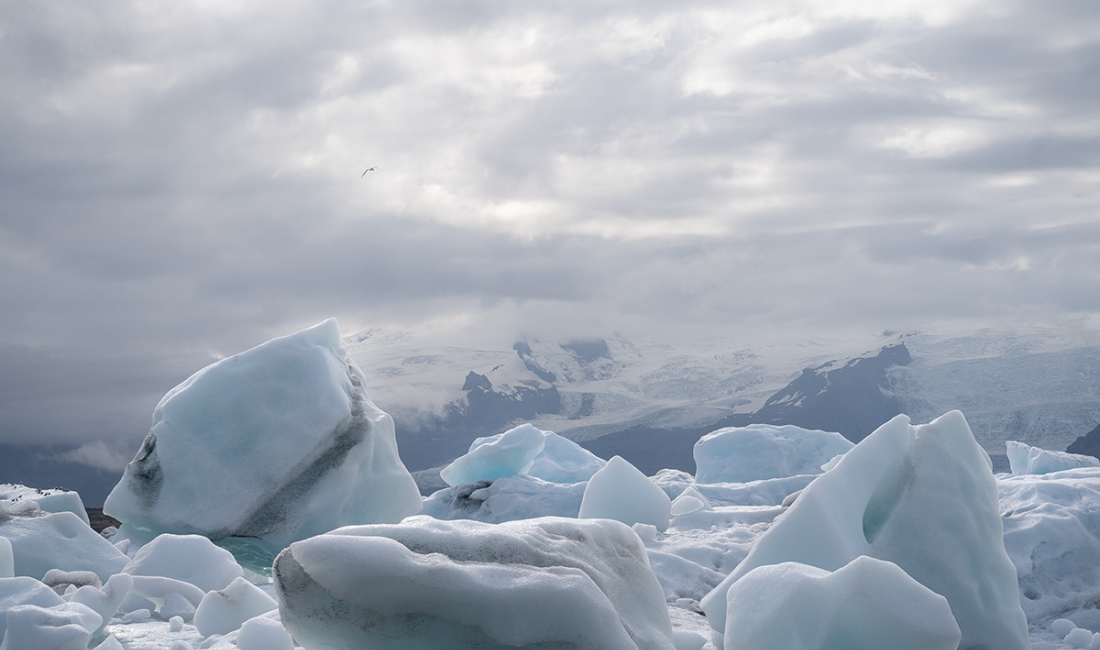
[86,508,121,533]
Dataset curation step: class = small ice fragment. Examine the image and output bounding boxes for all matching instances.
[236,614,295,650]
[170,615,185,632]
[1053,619,1077,638]
[1066,627,1094,648]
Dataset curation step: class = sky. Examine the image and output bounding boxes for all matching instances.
[1,0,1099,482]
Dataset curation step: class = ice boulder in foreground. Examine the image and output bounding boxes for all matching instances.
[1005,440,1099,475]
[104,318,422,549]
[274,516,676,650]
[121,534,243,592]
[693,423,853,484]
[724,556,961,650]
[440,423,546,486]
[701,411,1030,650]
[580,455,672,532]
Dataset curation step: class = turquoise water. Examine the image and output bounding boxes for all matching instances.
[213,536,279,582]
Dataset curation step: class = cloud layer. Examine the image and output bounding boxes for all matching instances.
[1,0,1098,459]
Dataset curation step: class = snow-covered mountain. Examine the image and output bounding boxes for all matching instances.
[346,323,1100,483]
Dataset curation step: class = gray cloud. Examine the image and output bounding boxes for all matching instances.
[1,0,1099,463]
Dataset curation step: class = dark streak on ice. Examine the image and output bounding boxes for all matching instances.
[234,362,368,539]
[126,430,164,510]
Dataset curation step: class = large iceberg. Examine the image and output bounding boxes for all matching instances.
[273,516,676,650]
[103,319,422,549]
[700,411,1030,650]
[693,423,853,484]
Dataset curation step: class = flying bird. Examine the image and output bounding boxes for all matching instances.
[361,167,379,176]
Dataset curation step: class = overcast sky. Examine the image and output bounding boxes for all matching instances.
[2,0,1099,471]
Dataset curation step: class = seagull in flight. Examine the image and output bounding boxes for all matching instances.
[361,167,379,177]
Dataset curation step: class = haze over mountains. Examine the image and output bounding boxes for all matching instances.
[3,324,1097,506]
[347,324,1100,492]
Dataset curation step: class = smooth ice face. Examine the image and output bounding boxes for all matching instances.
[122,534,243,592]
[0,537,11,579]
[440,424,547,486]
[1005,440,1100,475]
[580,456,672,532]
[724,557,961,650]
[193,576,278,637]
[274,516,676,650]
[0,508,128,583]
[693,424,854,484]
[104,319,422,548]
[701,411,1030,650]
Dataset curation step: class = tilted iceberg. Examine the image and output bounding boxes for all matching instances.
[440,424,607,486]
[700,411,1030,650]
[273,516,677,650]
[440,423,546,486]
[104,319,422,549]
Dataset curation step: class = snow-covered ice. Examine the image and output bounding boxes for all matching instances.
[274,516,676,650]
[1006,441,1100,475]
[103,319,422,549]
[693,424,853,484]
